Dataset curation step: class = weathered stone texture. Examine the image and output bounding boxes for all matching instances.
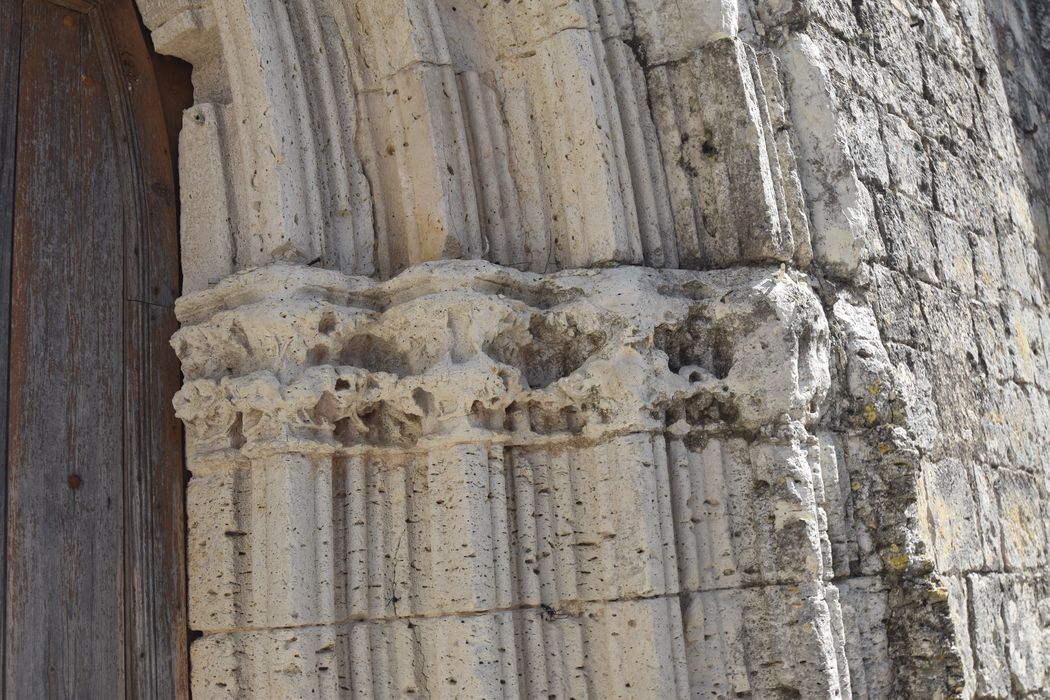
[174,262,847,697]
[140,0,1050,696]
[752,0,1050,695]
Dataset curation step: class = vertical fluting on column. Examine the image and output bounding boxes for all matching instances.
[342,0,815,276]
[136,0,1050,697]
[170,260,845,698]
[137,2,860,697]
[140,0,377,292]
[141,0,819,287]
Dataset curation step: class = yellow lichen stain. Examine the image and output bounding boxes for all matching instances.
[851,481,862,492]
[927,587,950,604]
[869,380,882,397]
[864,403,879,424]
[878,443,891,455]
[887,554,911,571]
[886,545,910,571]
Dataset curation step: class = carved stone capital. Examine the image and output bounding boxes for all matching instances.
[173,261,830,460]
[170,261,855,697]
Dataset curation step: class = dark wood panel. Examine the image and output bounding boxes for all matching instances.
[96,0,182,309]
[124,301,186,698]
[101,1,190,695]
[7,2,125,696]
[5,0,190,695]
[0,0,22,690]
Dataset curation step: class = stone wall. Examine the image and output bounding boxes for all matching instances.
[137,0,1050,697]
[751,0,1050,696]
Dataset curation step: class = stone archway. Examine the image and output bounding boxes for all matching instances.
[139,2,845,696]
[139,0,1050,698]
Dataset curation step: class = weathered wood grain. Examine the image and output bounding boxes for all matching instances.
[9,4,124,695]
[0,0,22,692]
[5,0,189,696]
[104,2,191,695]
[124,301,186,699]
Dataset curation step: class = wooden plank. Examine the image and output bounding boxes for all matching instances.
[6,0,189,694]
[0,0,22,687]
[97,0,190,694]
[7,1,125,696]
[97,0,182,309]
[124,301,187,698]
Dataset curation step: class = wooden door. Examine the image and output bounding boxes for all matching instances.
[0,0,192,696]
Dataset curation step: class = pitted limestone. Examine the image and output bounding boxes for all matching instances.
[174,260,845,697]
[139,0,1050,695]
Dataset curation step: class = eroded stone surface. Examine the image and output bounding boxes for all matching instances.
[144,0,1050,695]
[174,261,849,696]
